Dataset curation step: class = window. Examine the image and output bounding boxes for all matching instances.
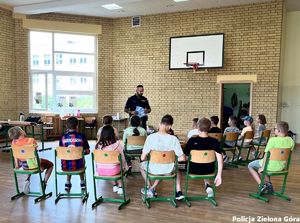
[80,58,87,64]
[56,53,63,65]
[44,54,51,65]
[29,31,97,113]
[32,55,39,65]
[69,58,76,64]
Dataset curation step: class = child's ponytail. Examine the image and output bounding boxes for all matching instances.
[133,127,140,136]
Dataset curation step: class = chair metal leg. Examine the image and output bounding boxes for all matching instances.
[92,196,103,209]
[82,192,89,204]
[118,198,131,210]
[34,192,52,203]
[170,199,178,208]
[207,197,217,206]
[249,193,269,202]
[184,197,191,207]
[11,192,25,200]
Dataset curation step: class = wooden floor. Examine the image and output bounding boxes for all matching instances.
[0,141,299,223]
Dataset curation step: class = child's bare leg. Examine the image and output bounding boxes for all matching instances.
[149,180,160,190]
[67,175,72,182]
[79,173,84,181]
[140,166,152,188]
[249,168,261,184]
[204,179,210,186]
[264,175,270,183]
[110,180,117,185]
[248,160,263,184]
[44,165,53,183]
[176,171,182,192]
[117,180,122,187]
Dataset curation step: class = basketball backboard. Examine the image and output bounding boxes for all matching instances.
[169,33,224,70]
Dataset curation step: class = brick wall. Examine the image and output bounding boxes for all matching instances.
[0,0,283,136]
[0,8,17,120]
[112,0,284,135]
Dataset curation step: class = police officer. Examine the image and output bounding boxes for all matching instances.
[124,85,151,129]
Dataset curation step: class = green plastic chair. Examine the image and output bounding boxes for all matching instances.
[142,150,178,208]
[91,150,130,210]
[54,146,89,204]
[222,132,239,168]
[124,135,146,175]
[249,148,293,202]
[10,145,52,203]
[235,131,254,165]
[184,150,218,207]
[252,129,271,159]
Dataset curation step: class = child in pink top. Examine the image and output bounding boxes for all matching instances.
[95,125,128,195]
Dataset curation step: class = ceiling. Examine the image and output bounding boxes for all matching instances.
[0,0,299,18]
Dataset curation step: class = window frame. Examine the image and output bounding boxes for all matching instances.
[29,31,98,114]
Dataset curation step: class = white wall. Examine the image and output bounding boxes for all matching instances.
[281,11,300,143]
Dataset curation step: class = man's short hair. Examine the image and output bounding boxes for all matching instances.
[161,114,173,126]
[210,116,219,125]
[197,118,211,132]
[8,126,24,140]
[102,115,113,125]
[277,121,289,134]
[136,84,143,88]
[66,117,78,129]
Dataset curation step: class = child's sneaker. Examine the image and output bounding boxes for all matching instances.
[113,185,119,193]
[65,182,72,192]
[259,183,268,194]
[23,180,30,194]
[266,182,274,194]
[175,191,184,200]
[205,184,214,198]
[141,187,155,198]
[117,187,123,195]
[80,182,86,190]
[223,155,229,163]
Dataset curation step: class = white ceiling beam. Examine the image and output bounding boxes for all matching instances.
[13,0,141,15]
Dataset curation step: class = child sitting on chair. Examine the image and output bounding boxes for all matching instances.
[95,125,128,195]
[8,126,53,194]
[96,115,119,140]
[59,117,90,191]
[253,114,267,144]
[208,116,223,133]
[140,114,186,200]
[237,115,254,146]
[248,121,294,193]
[123,115,147,168]
[184,118,223,198]
[187,118,199,139]
[223,116,241,162]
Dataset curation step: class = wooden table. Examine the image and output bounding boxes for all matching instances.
[0,121,50,152]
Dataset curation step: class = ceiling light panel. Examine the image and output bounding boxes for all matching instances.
[101,4,122,10]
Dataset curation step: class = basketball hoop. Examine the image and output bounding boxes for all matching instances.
[184,62,200,72]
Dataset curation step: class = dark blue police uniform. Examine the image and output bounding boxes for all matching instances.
[124,95,151,129]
